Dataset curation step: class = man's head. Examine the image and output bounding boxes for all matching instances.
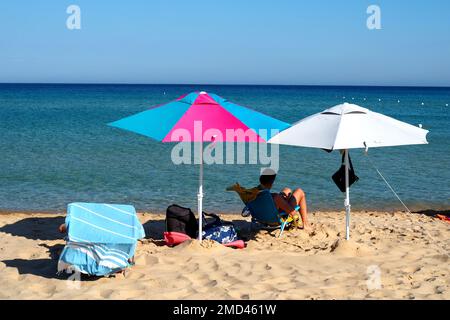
[259,168,277,189]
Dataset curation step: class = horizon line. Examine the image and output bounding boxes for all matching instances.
[1,82,450,89]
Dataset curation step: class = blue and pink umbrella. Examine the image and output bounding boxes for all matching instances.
[109,91,289,240]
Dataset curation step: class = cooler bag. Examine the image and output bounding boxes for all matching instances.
[165,204,198,238]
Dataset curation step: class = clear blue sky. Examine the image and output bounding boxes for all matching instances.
[1,0,449,86]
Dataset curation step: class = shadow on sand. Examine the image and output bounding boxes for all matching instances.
[141,215,276,243]
[2,258,63,279]
[2,258,102,281]
[2,243,103,281]
[0,216,65,241]
[413,209,450,218]
[0,216,104,281]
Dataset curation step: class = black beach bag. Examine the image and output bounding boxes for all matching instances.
[332,152,359,192]
[165,204,198,238]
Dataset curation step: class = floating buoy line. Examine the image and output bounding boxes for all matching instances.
[338,96,448,107]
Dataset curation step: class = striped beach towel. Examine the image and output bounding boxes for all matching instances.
[58,202,145,276]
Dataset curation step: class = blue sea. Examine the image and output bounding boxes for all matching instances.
[0,84,449,213]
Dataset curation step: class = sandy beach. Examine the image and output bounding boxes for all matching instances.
[0,210,448,300]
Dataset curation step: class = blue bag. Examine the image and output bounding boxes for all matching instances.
[201,212,238,244]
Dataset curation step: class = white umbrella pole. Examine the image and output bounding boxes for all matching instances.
[344,149,351,240]
[197,141,204,242]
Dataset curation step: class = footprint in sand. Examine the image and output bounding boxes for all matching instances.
[411,282,422,289]
[124,271,146,281]
[204,259,220,271]
[405,293,415,299]
[135,255,159,266]
[100,289,114,298]
[105,289,146,299]
[220,272,241,286]
[435,286,445,294]
[207,279,218,287]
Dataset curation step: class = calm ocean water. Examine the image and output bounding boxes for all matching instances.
[0,84,449,213]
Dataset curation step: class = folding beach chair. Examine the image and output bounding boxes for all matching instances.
[58,202,146,276]
[244,189,299,237]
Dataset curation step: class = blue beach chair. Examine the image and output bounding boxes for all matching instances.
[244,190,299,237]
[58,202,146,276]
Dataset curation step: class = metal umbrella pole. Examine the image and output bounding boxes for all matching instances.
[197,141,204,242]
[344,149,351,240]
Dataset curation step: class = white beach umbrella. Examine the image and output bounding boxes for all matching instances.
[268,103,429,239]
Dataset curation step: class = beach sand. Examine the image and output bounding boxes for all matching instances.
[0,210,448,300]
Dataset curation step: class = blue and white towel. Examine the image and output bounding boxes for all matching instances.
[58,202,145,276]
